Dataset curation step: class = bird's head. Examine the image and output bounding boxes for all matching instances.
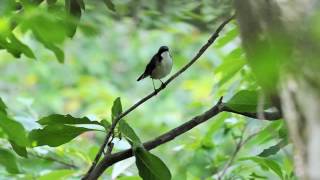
[158,46,169,54]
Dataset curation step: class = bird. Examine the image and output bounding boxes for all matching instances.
[137,46,173,91]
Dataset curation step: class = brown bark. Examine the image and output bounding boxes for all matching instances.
[234,0,320,179]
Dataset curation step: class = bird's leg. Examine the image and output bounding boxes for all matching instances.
[159,79,166,88]
[152,79,157,94]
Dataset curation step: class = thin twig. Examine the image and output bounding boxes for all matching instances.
[83,15,236,180]
[217,128,262,180]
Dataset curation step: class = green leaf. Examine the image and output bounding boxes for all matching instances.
[134,147,171,180]
[10,140,28,158]
[29,124,95,147]
[101,119,111,131]
[0,148,20,174]
[119,120,141,146]
[65,0,82,37]
[0,0,15,15]
[240,157,283,179]
[0,112,29,147]
[215,26,239,48]
[215,58,246,86]
[39,169,75,180]
[45,43,64,63]
[0,97,7,115]
[246,121,283,146]
[112,97,122,122]
[8,34,35,59]
[32,31,65,63]
[103,0,116,12]
[38,114,101,126]
[225,90,271,112]
[259,139,288,157]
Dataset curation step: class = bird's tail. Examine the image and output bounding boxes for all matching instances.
[137,73,147,81]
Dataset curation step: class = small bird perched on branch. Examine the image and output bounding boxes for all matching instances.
[137,46,173,91]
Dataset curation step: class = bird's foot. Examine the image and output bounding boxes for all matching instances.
[160,80,166,88]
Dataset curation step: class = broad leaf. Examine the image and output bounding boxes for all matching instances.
[29,124,95,147]
[259,139,288,157]
[0,112,29,147]
[225,90,271,112]
[0,148,20,174]
[38,114,101,126]
[119,120,141,146]
[10,140,28,158]
[240,157,283,179]
[8,34,35,59]
[215,58,245,86]
[39,169,75,180]
[103,0,116,12]
[101,119,111,131]
[65,0,82,37]
[215,26,239,48]
[134,147,171,180]
[112,97,122,122]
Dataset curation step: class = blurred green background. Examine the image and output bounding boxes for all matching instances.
[0,0,294,179]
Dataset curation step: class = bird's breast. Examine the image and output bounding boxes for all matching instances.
[151,51,172,79]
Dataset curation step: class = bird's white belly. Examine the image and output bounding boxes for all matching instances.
[151,51,172,79]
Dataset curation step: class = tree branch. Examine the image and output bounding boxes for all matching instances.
[85,98,281,179]
[221,104,282,120]
[86,97,224,179]
[83,15,236,180]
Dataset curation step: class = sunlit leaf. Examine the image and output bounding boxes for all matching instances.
[10,140,28,158]
[246,121,283,146]
[39,169,75,180]
[216,59,245,86]
[29,124,95,147]
[134,147,171,180]
[103,0,116,12]
[38,114,102,126]
[119,120,141,146]
[240,157,283,179]
[0,148,20,174]
[225,90,271,112]
[8,33,35,59]
[215,26,238,48]
[0,112,29,147]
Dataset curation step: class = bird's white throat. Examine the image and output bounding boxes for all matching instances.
[151,51,173,79]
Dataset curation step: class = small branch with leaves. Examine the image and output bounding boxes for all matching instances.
[85,97,280,179]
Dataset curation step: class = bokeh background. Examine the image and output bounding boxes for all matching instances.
[0,0,293,179]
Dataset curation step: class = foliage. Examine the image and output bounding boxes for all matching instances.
[0,0,295,180]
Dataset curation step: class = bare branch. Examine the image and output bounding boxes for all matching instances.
[83,15,236,180]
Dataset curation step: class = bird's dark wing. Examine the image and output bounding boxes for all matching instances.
[137,54,160,81]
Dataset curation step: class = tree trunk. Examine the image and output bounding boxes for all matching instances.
[234,0,320,179]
